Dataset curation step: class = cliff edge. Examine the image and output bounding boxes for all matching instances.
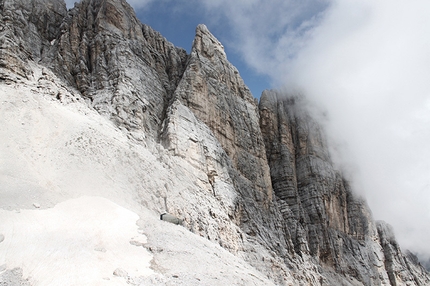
[0,0,428,285]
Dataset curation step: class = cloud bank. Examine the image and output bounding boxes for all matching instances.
[287,0,430,257]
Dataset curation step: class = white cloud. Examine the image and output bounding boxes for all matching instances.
[287,0,430,257]
[197,0,330,80]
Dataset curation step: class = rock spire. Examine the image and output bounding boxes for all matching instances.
[0,0,429,285]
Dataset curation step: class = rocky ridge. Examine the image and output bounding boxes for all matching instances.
[1,0,429,285]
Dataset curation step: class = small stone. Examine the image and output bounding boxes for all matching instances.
[94,246,107,253]
[160,213,183,225]
[113,268,128,278]
[129,240,144,247]
[0,234,4,243]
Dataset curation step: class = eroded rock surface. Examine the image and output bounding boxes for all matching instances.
[377,221,430,285]
[48,0,188,137]
[1,0,429,285]
[259,90,430,285]
[170,24,273,206]
[0,0,67,78]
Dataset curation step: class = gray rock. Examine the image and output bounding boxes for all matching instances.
[1,0,428,285]
[172,24,274,207]
[377,221,430,285]
[0,267,31,286]
[160,213,183,225]
[49,0,188,139]
[0,234,4,243]
[113,267,128,278]
[259,90,430,285]
[0,0,67,78]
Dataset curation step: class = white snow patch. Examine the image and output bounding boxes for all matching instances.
[0,196,153,285]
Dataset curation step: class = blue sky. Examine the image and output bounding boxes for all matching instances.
[135,1,274,99]
[129,0,330,99]
[65,0,430,260]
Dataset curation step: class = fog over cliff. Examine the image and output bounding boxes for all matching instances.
[285,1,430,261]
[2,0,429,283]
[108,0,430,260]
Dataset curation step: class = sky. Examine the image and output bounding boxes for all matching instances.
[65,0,430,260]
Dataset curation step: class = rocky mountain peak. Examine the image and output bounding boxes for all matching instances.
[1,0,429,285]
[44,0,188,138]
[192,24,226,59]
[71,0,142,38]
[170,23,274,207]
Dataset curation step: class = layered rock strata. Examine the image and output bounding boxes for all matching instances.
[0,0,67,78]
[51,0,187,137]
[259,90,430,285]
[1,0,429,285]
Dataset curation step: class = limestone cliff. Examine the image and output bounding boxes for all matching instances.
[1,0,429,285]
[259,90,430,285]
[51,0,187,137]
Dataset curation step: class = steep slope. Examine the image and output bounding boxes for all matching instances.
[0,0,67,78]
[259,90,430,285]
[1,0,429,285]
[49,0,187,137]
[170,24,273,205]
[0,67,278,286]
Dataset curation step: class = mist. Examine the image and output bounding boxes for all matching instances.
[286,0,430,258]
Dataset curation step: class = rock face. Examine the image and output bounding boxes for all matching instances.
[51,0,187,137]
[259,90,430,285]
[376,221,430,286]
[172,24,273,207]
[0,0,67,78]
[1,0,429,285]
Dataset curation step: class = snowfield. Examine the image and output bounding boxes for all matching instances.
[0,196,153,285]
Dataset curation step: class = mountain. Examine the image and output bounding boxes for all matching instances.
[0,0,429,285]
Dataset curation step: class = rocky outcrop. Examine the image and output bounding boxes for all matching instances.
[47,0,188,138]
[1,0,429,285]
[159,25,303,284]
[170,24,273,206]
[259,90,430,285]
[377,221,430,285]
[259,91,378,278]
[0,0,67,78]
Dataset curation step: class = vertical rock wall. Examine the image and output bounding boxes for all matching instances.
[171,24,273,207]
[49,0,188,138]
[259,90,430,285]
[1,0,429,285]
[0,0,67,78]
